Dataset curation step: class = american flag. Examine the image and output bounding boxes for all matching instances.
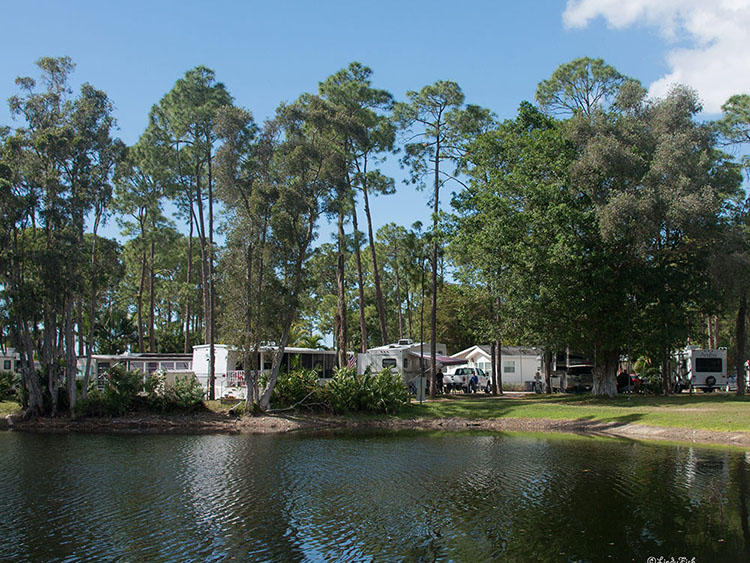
[347,354,357,369]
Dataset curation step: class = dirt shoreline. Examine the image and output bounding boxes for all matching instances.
[4,411,750,448]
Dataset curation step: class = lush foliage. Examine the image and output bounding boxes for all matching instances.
[0,370,20,402]
[269,368,323,409]
[326,367,408,414]
[265,367,408,414]
[76,366,143,417]
[4,53,750,417]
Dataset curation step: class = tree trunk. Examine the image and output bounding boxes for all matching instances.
[208,151,216,401]
[149,238,156,352]
[244,239,255,409]
[496,338,503,395]
[65,292,77,414]
[490,341,497,395]
[184,205,193,353]
[429,138,440,400]
[406,289,413,339]
[77,299,84,357]
[736,293,747,396]
[362,185,388,345]
[19,321,43,417]
[394,243,403,340]
[544,350,552,394]
[336,209,348,368]
[592,349,618,397]
[352,203,368,353]
[82,212,101,399]
[137,238,147,353]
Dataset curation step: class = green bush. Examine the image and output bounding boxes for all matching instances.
[75,365,143,417]
[167,374,205,410]
[143,370,204,412]
[271,368,323,409]
[325,367,408,415]
[0,370,20,402]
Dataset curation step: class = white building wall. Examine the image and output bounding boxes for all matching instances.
[457,347,542,386]
[192,345,233,398]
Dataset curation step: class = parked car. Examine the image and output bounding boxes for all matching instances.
[724,373,750,392]
[445,367,492,393]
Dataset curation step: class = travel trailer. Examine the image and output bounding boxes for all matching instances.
[357,340,464,390]
[674,347,728,392]
[192,344,337,399]
[75,353,193,389]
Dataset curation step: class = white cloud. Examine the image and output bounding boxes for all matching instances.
[562,0,750,113]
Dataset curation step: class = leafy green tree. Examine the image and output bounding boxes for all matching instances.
[713,94,750,395]
[452,102,579,393]
[319,62,396,349]
[536,57,628,116]
[394,81,493,397]
[255,95,335,411]
[3,57,120,414]
[575,85,739,392]
[147,66,233,399]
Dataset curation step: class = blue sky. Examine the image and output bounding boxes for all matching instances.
[2,0,747,243]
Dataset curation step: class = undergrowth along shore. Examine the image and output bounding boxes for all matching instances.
[5,393,750,435]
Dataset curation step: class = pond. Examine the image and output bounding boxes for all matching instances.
[0,430,749,562]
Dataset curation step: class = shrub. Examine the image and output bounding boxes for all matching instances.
[75,388,109,417]
[326,367,408,415]
[144,370,166,398]
[271,369,323,409]
[0,370,20,402]
[75,365,142,417]
[104,365,143,415]
[167,374,205,410]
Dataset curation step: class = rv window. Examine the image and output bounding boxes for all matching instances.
[3,360,10,371]
[382,358,397,368]
[696,358,723,373]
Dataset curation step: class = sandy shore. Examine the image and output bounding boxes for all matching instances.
[5,411,750,448]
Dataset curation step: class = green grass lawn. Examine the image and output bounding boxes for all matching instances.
[0,401,22,417]
[398,392,750,432]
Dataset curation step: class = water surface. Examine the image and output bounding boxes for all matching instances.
[1,430,748,561]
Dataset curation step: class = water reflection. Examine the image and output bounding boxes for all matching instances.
[0,431,749,561]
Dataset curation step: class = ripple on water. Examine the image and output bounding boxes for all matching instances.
[1,431,748,562]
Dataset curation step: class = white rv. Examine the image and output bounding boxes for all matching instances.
[357,340,463,391]
[675,347,728,392]
[192,344,337,399]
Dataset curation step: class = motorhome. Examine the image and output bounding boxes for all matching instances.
[674,347,728,392]
[357,340,463,390]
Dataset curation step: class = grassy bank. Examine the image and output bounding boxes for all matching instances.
[398,393,750,433]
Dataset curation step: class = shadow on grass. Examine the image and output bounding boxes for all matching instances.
[519,392,750,408]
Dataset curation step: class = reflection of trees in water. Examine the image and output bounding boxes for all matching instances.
[4,432,750,561]
[184,434,307,561]
[497,441,749,562]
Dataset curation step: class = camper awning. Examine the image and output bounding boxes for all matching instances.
[407,351,467,366]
